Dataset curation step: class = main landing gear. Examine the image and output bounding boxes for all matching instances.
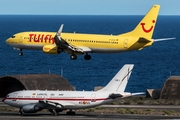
[70,53,91,60]
[84,54,91,60]
[49,109,75,116]
[66,109,75,115]
[49,109,59,116]
[18,108,24,115]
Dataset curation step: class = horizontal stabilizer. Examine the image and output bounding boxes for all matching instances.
[131,92,145,96]
[154,37,176,42]
[138,37,152,43]
[109,93,123,99]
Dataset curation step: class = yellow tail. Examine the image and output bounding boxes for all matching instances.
[122,5,160,39]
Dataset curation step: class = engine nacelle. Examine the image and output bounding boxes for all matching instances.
[22,104,42,113]
[43,45,61,54]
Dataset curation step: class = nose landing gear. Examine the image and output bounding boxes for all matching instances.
[70,54,77,60]
[19,49,23,56]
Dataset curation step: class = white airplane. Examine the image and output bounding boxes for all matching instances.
[2,64,143,115]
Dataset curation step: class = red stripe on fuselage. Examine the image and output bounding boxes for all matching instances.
[4,97,109,101]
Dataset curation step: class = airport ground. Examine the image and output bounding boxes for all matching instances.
[1,97,180,117]
[1,106,180,120]
[1,111,180,120]
[1,104,180,116]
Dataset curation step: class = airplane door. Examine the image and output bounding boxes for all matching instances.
[91,93,96,102]
[123,39,128,48]
[12,93,17,101]
[19,36,23,43]
[43,94,48,101]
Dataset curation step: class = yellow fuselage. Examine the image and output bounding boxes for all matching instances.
[6,31,153,54]
[5,5,159,59]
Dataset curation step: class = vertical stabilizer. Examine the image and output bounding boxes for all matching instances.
[121,5,160,39]
[98,64,134,92]
[132,5,160,38]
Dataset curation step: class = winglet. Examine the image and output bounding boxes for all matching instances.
[56,24,64,41]
[57,24,64,36]
[54,24,66,46]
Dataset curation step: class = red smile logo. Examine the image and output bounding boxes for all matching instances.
[140,20,155,33]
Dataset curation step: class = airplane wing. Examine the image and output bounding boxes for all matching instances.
[66,44,92,53]
[74,46,91,52]
[54,24,91,54]
[38,100,75,109]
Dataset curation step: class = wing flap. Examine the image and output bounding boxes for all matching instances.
[77,46,91,52]
[39,100,75,109]
[67,44,84,53]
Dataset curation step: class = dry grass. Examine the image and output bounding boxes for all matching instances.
[110,96,180,105]
[77,108,180,116]
[2,97,180,116]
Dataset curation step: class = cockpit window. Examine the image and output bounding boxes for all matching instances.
[11,36,15,38]
[6,95,9,98]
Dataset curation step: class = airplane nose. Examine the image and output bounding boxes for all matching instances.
[6,38,11,44]
[2,97,6,102]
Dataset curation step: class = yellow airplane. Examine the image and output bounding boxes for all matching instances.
[6,5,174,60]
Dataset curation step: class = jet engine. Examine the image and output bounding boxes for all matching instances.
[22,104,42,113]
[43,45,61,54]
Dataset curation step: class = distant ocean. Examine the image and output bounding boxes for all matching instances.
[0,15,180,93]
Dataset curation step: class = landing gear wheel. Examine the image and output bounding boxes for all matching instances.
[19,49,23,56]
[66,110,75,115]
[49,109,58,116]
[18,108,23,115]
[70,54,77,60]
[84,54,91,60]
[19,52,23,56]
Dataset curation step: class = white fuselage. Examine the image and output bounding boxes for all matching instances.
[3,90,131,109]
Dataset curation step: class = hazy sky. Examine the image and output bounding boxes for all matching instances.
[0,0,179,15]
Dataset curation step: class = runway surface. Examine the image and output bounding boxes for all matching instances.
[1,102,180,119]
[1,101,180,109]
[1,112,180,120]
